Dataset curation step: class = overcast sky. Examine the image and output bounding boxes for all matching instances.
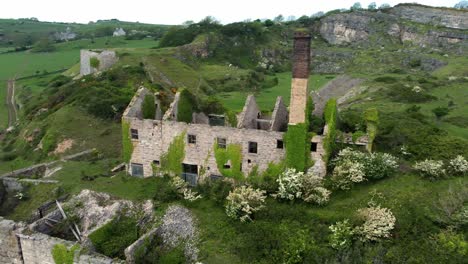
[1,0,461,25]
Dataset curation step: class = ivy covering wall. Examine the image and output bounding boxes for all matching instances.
[364,108,379,152]
[285,96,314,172]
[160,132,186,175]
[214,143,244,181]
[122,120,133,162]
[142,94,156,119]
[51,244,80,264]
[323,98,338,162]
[177,89,197,123]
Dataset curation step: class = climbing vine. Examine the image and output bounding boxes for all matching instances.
[160,132,186,175]
[122,120,133,162]
[323,98,338,162]
[177,89,197,123]
[364,108,379,152]
[51,244,80,264]
[214,143,244,181]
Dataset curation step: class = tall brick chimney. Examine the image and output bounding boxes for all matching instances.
[289,31,311,124]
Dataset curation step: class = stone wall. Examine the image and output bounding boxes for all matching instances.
[125,117,288,178]
[80,50,118,76]
[237,95,261,129]
[270,97,288,132]
[0,217,22,264]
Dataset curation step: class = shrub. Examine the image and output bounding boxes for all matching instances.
[329,219,355,250]
[171,176,202,202]
[142,94,156,119]
[413,159,446,180]
[153,176,179,203]
[331,160,365,190]
[355,205,396,242]
[121,120,133,162]
[275,168,331,205]
[225,186,266,222]
[448,156,468,176]
[433,229,468,257]
[331,148,398,182]
[177,89,197,123]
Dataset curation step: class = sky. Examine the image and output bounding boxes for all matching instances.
[0,0,462,25]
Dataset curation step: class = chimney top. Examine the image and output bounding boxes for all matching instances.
[294,29,311,39]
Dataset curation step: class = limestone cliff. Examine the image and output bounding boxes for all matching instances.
[390,4,468,29]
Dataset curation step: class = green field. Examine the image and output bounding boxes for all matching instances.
[0,37,159,129]
[219,72,336,111]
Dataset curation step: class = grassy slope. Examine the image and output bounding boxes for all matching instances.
[219,73,336,111]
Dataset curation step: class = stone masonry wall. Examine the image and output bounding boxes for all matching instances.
[80,50,118,76]
[125,117,288,178]
[270,97,288,131]
[0,217,22,264]
[289,78,308,124]
[237,95,261,129]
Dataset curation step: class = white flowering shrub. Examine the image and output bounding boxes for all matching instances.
[331,160,366,190]
[275,169,332,205]
[171,176,202,202]
[225,186,267,222]
[332,148,398,183]
[448,156,468,176]
[329,219,355,250]
[413,159,446,180]
[276,168,304,200]
[355,205,396,241]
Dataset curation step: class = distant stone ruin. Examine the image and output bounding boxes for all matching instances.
[80,50,118,76]
[113,28,126,37]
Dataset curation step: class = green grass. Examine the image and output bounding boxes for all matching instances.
[0,37,159,129]
[50,160,159,200]
[219,73,335,111]
[6,182,58,221]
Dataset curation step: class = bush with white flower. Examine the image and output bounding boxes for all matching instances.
[355,205,396,241]
[171,176,202,202]
[275,169,332,205]
[329,219,355,250]
[413,159,446,180]
[448,155,468,176]
[225,186,267,222]
[332,148,398,183]
[276,168,304,200]
[331,160,366,190]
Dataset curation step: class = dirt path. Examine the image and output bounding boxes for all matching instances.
[312,75,363,116]
[6,79,18,128]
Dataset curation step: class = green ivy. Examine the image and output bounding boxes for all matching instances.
[51,244,80,264]
[142,94,156,119]
[352,131,366,143]
[90,57,100,69]
[214,143,244,181]
[161,132,186,175]
[364,108,379,152]
[285,123,310,172]
[177,89,197,123]
[323,98,337,162]
[122,120,133,162]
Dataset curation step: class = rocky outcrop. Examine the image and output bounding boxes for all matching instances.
[319,13,372,45]
[312,49,353,73]
[390,4,468,29]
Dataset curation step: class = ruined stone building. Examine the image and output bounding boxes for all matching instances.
[80,50,118,76]
[122,32,328,182]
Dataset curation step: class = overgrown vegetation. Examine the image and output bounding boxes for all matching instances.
[121,120,133,162]
[51,244,80,264]
[160,132,186,175]
[88,215,139,259]
[214,143,244,180]
[323,99,338,162]
[142,94,156,119]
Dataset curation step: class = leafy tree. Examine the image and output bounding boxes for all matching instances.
[368,2,377,10]
[142,94,156,119]
[311,11,325,18]
[274,15,284,23]
[351,2,362,11]
[454,1,468,9]
[31,37,56,53]
[432,107,450,121]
